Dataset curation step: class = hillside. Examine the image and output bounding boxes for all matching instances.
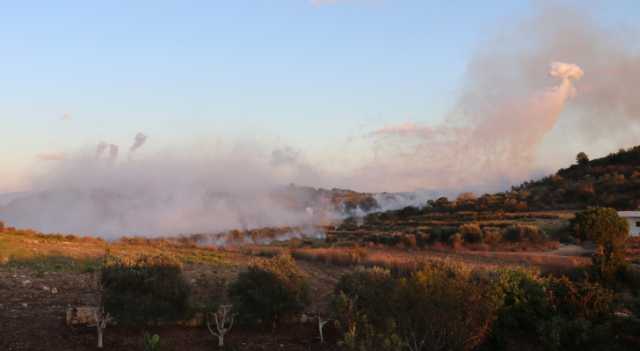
[513,146,640,210]
[412,146,640,214]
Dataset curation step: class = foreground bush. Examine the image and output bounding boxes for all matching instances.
[487,269,619,351]
[101,255,191,326]
[229,255,310,327]
[394,263,499,351]
[333,263,500,351]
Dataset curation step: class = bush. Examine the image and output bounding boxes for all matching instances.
[400,234,417,248]
[0,221,4,232]
[333,267,395,328]
[101,255,191,326]
[394,262,500,351]
[429,226,457,243]
[503,224,546,243]
[459,223,483,243]
[333,280,402,351]
[487,269,618,350]
[571,208,629,283]
[482,227,502,245]
[229,255,310,326]
[333,263,500,351]
[489,268,549,345]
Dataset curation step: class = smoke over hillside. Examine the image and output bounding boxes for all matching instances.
[2,4,639,238]
[0,145,347,238]
[359,4,640,192]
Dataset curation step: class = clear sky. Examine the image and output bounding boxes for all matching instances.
[2,0,639,192]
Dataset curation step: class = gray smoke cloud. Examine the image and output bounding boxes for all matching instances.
[130,132,147,153]
[0,142,337,239]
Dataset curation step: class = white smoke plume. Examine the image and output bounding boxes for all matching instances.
[359,3,639,193]
[0,142,337,239]
[362,61,582,192]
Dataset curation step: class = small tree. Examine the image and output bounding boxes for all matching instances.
[576,152,589,166]
[206,305,235,347]
[229,255,310,327]
[571,207,629,282]
[91,279,112,349]
[100,254,191,327]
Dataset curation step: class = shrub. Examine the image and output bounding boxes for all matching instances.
[503,224,546,243]
[482,227,502,245]
[0,221,4,232]
[333,291,403,351]
[571,208,629,283]
[394,262,500,351]
[571,207,628,244]
[459,223,483,243]
[101,255,191,326]
[488,269,618,350]
[400,234,417,248]
[333,267,395,328]
[333,263,500,351]
[229,255,310,326]
[429,226,457,243]
[488,268,550,345]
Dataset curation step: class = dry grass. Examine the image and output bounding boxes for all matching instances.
[0,227,230,272]
[290,245,590,275]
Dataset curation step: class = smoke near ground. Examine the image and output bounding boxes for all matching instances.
[2,3,639,238]
[0,144,337,239]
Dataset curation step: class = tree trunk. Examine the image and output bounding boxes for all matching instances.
[97,328,103,349]
[218,335,224,347]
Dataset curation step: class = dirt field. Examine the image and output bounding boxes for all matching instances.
[0,223,596,350]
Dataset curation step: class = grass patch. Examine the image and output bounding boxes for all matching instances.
[5,255,103,274]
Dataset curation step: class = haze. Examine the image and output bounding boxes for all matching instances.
[1,0,640,236]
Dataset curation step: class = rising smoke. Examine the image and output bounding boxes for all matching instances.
[361,4,640,193]
[0,142,335,239]
[1,3,638,238]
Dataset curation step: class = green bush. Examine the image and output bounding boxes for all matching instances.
[459,223,483,243]
[487,269,618,351]
[571,208,629,283]
[332,291,403,351]
[394,262,500,351]
[333,263,500,351]
[488,268,549,345]
[229,255,310,326]
[101,255,191,326]
[333,267,395,328]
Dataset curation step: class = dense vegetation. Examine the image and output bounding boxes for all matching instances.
[101,254,191,326]
[229,255,311,327]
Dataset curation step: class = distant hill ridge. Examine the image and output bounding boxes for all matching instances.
[381,146,640,215]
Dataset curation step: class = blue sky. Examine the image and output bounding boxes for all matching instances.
[1,0,639,192]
